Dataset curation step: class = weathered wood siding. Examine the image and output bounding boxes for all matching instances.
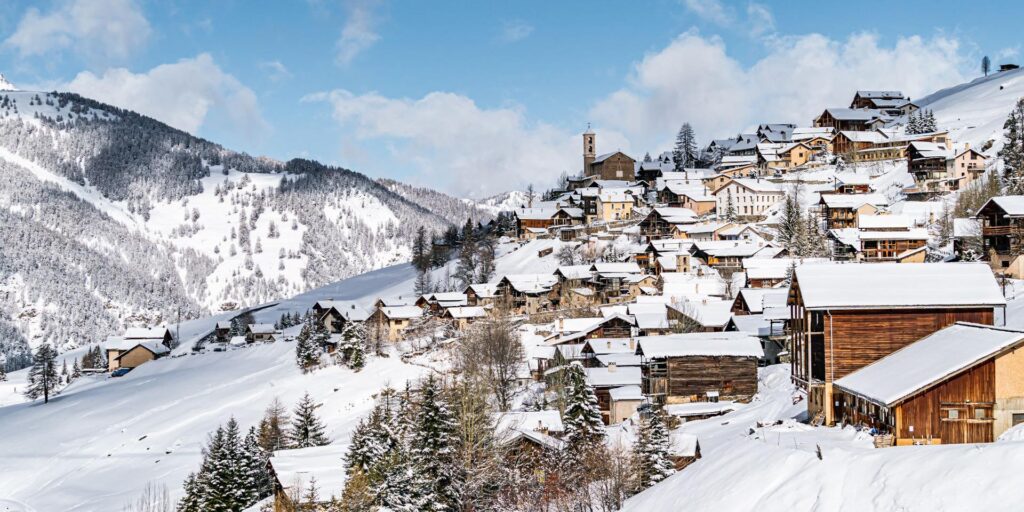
[896,360,996,443]
[824,308,994,382]
[666,355,758,399]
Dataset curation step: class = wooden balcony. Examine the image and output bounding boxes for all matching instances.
[983,225,1015,237]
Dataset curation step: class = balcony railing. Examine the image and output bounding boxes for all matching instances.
[983,225,1015,237]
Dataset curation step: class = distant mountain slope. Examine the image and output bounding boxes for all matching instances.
[377,178,492,223]
[917,66,1024,154]
[0,90,478,368]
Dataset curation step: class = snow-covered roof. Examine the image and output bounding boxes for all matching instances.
[834,323,1024,406]
[727,314,772,337]
[669,432,700,458]
[215,321,232,330]
[596,353,643,367]
[857,214,912,230]
[651,207,698,223]
[379,306,424,320]
[591,262,642,274]
[585,366,642,387]
[736,288,789,314]
[593,151,633,164]
[247,323,277,335]
[857,228,929,241]
[722,178,784,194]
[855,90,905,99]
[820,193,888,209]
[953,218,981,238]
[635,332,763,358]
[598,189,634,203]
[664,401,737,418]
[124,327,170,339]
[444,306,487,319]
[583,338,637,355]
[269,444,348,499]
[691,241,766,258]
[979,195,1024,217]
[494,410,565,434]
[672,299,734,328]
[555,265,594,280]
[116,341,170,359]
[609,385,644,401]
[794,263,1005,310]
[791,126,835,140]
[502,273,558,294]
[465,283,499,298]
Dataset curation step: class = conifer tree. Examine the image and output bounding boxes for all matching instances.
[1002,98,1024,194]
[177,472,204,512]
[290,392,330,448]
[24,343,59,403]
[633,411,675,491]
[258,397,291,452]
[71,359,81,380]
[454,225,478,289]
[0,365,6,382]
[294,317,320,372]
[561,363,605,451]
[340,321,366,370]
[724,189,738,222]
[410,376,462,511]
[476,235,496,284]
[241,426,272,503]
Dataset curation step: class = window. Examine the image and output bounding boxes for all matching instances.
[974,407,992,420]
[1013,413,1024,426]
[946,409,960,420]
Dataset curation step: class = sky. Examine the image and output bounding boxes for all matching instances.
[0,0,1019,197]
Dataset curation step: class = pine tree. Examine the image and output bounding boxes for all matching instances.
[258,397,291,452]
[409,376,462,511]
[24,343,59,403]
[295,317,320,372]
[983,55,992,76]
[241,426,272,503]
[724,189,737,222]
[475,236,496,284]
[673,123,697,171]
[633,411,675,491]
[561,363,605,452]
[412,226,429,273]
[340,321,366,370]
[454,224,478,289]
[0,365,6,382]
[906,110,920,134]
[177,472,204,512]
[1002,98,1024,194]
[414,269,433,296]
[71,359,81,380]
[290,392,330,448]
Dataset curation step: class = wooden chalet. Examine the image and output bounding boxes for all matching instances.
[246,323,277,343]
[814,109,888,132]
[268,444,347,511]
[834,323,1024,445]
[849,90,906,109]
[316,300,371,333]
[636,332,763,405]
[828,215,929,262]
[976,196,1024,278]
[638,207,698,237]
[514,207,583,238]
[818,193,887,229]
[788,263,1006,425]
[907,141,987,195]
[442,306,488,331]
[464,283,499,307]
[366,305,424,341]
[111,341,169,371]
[495,274,559,314]
[584,364,643,424]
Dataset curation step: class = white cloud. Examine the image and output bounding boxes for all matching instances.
[259,60,293,82]
[746,3,775,38]
[499,20,534,43]
[304,90,625,197]
[65,54,269,139]
[683,0,733,26]
[590,31,967,153]
[336,0,381,65]
[4,0,151,62]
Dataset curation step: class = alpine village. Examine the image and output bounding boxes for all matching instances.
[9,27,1024,512]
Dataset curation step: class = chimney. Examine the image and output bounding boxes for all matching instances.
[537,420,547,434]
[606,340,612,349]
[608,362,617,373]
[629,338,636,350]
[558,316,565,332]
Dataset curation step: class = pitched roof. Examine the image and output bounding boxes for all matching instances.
[444,306,487,319]
[116,340,170,359]
[819,193,888,209]
[978,195,1024,217]
[584,366,642,387]
[834,323,1024,406]
[247,323,276,335]
[124,327,170,340]
[379,306,424,320]
[269,444,349,498]
[793,263,1005,310]
[634,332,763,358]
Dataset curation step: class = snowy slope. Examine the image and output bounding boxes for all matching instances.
[621,366,1024,512]
[917,66,1024,154]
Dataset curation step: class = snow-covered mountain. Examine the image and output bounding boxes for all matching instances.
[918,66,1024,154]
[476,190,531,215]
[0,89,486,369]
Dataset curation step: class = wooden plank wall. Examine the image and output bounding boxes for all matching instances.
[825,308,993,382]
[897,360,995,443]
[667,356,758,398]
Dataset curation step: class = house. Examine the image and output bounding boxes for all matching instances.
[757,142,814,171]
[658,180,716,214]
[833,323,1024,445]
[596,189,636,221]
[668,432,702,470]
[214,321,232,342]
[107,327,174,370]
[712,178,784,219]
[465,283,499,307]
[584,364,643,424]
[495,274,559,314]
[690,240,767,271]
[608,385,645,424]
[756,123,796,143]
[109,341,170,371]
[415,292,469,315]
[976,196,1024,277]
[366,305,424,341]
[316,301,371,333]
[442,306,488,330]
[849,90,907,109]
[269,444,348,510]
[638,207,698,237]
[124,326,173,345]
[676,221,734,241]
[818,193,888,229]
[635,332,763,405]
[788,263,1006,425]
[668,298,734,332]
[732,288,789,316]
[590,262,644,303]
[814,108,891,132]
[791,127,835,152]
[514,207,583,238]
[580,338,642,368]
[907,141,987,195]
[654,252,692,275]
[246,323,277,343]
[833,173,873,194]
[741,257,828,288]
[829,215,929,262]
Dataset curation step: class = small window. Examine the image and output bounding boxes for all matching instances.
[1012,413,1024,426]
[947,409,960,420]
[975,408,991,420]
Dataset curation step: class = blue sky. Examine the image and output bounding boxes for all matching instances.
[0,0,1019,196]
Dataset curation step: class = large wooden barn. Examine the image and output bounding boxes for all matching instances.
[635,332,763,405]
[789,263,1006,425]
[833,323,1024,445]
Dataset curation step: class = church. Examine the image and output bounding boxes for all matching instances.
[582,128,636,181]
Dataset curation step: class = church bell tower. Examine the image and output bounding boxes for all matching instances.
[583,125,596,174]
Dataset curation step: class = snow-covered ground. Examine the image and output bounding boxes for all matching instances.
[622,365,1024,511]
[919,66,1024,155]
